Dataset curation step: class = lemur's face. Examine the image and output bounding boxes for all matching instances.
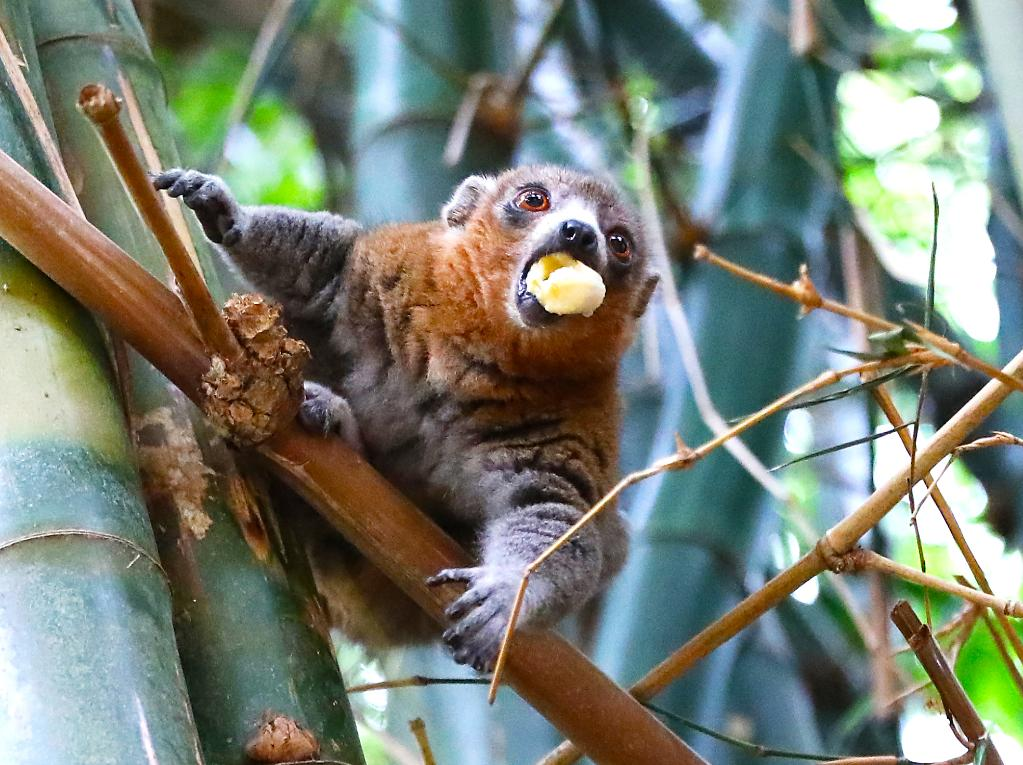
[443,165,655,332]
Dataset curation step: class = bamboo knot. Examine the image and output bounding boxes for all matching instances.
[245,711,320,763]
[199,294,309,447]
[791,264,822,316]
[77,83,121,124]
[814,530,847,573]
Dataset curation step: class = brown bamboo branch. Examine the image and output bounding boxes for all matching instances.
[408,718,437,765]
[891,601,1003,765]
[841,549,1023,617]
[0,145,703,765]
[77,83,244,364]
[694,244,1023,396]
[538,336,1023,765]
[870,386,1023,674]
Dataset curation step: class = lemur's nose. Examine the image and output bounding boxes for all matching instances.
[559,219,598,254]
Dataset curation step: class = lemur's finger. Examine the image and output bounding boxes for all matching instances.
[152,168,184,190]
[168,170,208,199]
[444,585,491,619]
[426,567,476,587]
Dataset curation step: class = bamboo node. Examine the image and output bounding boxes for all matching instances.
[245,711,320,763]
[200,294,309,447]
[791,264,822,316]
[815,530,846,572]
[77,83,121,124]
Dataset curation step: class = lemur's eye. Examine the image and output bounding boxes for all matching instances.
[515,188,550,212]
[607,231,632,262]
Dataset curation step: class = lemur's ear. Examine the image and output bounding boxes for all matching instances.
[443,175,496,227]
[632,272,660,318]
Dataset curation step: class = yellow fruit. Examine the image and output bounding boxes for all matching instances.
[524,253,606,317]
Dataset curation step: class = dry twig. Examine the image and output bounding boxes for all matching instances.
[891,601,1003,765]
[408,718,437,765]
[694,245,1023,396]
[838,549,1023,618]
[78,83,243,363]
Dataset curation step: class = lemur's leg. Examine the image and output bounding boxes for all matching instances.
[153,169,361,321]
[299,382,364,454]
[428,454,621,672]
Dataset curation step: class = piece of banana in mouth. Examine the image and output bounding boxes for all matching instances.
[524,253,606,317]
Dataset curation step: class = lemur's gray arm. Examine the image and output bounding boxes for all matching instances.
[428,455,616,671]
[154,169,361,321]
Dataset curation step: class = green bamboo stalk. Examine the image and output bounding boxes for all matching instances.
[972,0,1023,205]
[0,4,205,764]
[25,1,364,763]
[350,0,515,224]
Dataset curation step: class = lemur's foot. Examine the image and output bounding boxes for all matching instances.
[153,168,243,245]
[299,382,364,454]
[427,565,522,673]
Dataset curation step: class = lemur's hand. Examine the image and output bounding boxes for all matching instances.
[427,565,522,673]
[299,382,365,454]
[153,169,244,246]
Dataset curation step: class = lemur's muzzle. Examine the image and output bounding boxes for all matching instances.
[516,218,607,325]
[556,219,601,272]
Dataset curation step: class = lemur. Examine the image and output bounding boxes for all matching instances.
[155,165,657,671]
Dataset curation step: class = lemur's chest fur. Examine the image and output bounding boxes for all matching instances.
[319,221,621,535]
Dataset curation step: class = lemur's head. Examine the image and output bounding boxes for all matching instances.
[439,165,657,377]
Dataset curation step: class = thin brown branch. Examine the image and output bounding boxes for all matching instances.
[216,0,297,172]
[115,71,203,268]
[0,145,703,765]
[870,387,1023,678]
[982,611,1023,697]
[841,549,1023,617]
[78,83,243,364]
[891,601,1003,765]
[505,0,565,101]
[408,718,437,765]
[538,339,1023,765]
[347,676,487,694]
[694,244,1023,396]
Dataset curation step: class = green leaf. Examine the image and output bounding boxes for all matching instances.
[771,422,916,472]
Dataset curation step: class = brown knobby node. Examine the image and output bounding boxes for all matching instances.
[244,712,320,763]
[201,294,309,447]
[791,263,822,316]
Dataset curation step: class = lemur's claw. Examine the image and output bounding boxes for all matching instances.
[153,168,239,245]
[431,565,519,674]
